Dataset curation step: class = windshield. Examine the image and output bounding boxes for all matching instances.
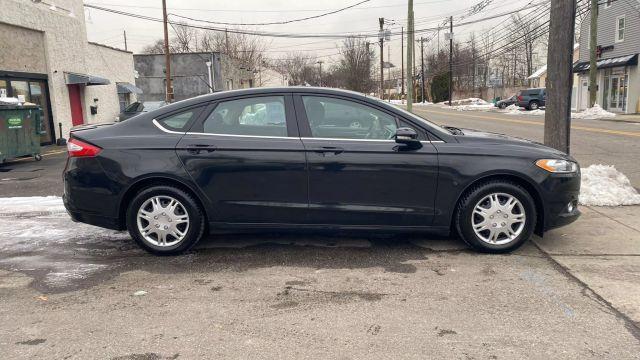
[124,102,141,112]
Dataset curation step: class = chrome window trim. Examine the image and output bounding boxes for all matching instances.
[185,132,292,140]
[152,119,187,134]
[153,120,446,143]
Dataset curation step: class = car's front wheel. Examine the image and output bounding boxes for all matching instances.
[499,103,507,109]
[455,181,536,253]
[126,185,205,255]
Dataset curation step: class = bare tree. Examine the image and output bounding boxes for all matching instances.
[274,53,317,86]
[200,29,269,71]
[334,37,375,93]
[141,39,165,54]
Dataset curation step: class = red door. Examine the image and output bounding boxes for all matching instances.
[67,84,84,126]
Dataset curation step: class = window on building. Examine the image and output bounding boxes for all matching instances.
[603,0,613,9]
[616,16,625,42]
[203,96,287,137]
[0,80,7,98]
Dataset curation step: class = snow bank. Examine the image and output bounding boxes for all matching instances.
[1,196,66,214]
[389,100,433,106]
[572,104,616,120]
[438,97,490,107]
[579,165,640,206]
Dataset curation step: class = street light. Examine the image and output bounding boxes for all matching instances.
[205,60,213,93]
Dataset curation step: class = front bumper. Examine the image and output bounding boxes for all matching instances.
[539,171,581,231]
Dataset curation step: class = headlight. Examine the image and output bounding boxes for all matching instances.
[535,159,579,173]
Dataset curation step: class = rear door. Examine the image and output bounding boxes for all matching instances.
[294,94,439,227]
[176,93,308,225]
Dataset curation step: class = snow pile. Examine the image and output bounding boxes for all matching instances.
[504,106,545,116]
[438,97,490,107]
[388,100,433,106]
[572,104,616,120]
[1,196,67,214]
[451,103,494,111]
[579,165,640,206]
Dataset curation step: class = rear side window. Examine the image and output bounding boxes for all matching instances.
[157,106,203,131]
[202,96,287,137]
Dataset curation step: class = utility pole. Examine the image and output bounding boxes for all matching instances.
[317,60,324,87]
[589,0,598,107]
[544,0,576,154]
[379,18,385,100]
[225,28,230,55]
[420,37,425,103]
[387,45,391,100]
[448,16,453,106]
[123,30,127,51]
[401,27,405,101]
[161,0,172,103]
[406,0,414,112]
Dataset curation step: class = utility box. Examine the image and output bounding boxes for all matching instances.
[0,105,43,163]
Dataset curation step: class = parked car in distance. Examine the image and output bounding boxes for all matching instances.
[495,95,517,109]
[516,88,546,110]
[64,87,580,255]
[117,101,167,121]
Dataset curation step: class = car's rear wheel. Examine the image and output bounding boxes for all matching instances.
[455,181,536,253]
[499,103,507,109]
[529,100,539,110]
[126,185,205,255]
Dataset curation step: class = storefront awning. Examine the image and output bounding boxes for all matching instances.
[116,82,143,94]
[573,54,638,73]
[64,72,111,86]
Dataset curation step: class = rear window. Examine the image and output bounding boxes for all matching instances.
[157,106,204,131]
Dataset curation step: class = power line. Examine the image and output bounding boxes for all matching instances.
[168,0,371,26]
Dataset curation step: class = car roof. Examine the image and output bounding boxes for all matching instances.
[156,87,376,114]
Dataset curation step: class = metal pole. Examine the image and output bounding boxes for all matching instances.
[162,0,172,103]
[420,37,425,103]
[401,27,405,100]
[317,60,324,87]
[379,18,385,100]
[589,0,598,107]
[387,45,391,101]
[123,30,127,51]
[448,16,453,106]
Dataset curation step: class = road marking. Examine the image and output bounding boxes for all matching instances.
[419,109,640,138]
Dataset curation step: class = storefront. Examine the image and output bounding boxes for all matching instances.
[574,54,638,114]
[0,71,55,144]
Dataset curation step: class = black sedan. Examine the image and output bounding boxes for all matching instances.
[63,87,580,255]
[495,95,517,109]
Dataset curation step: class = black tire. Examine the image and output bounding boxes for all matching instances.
[126,185,205,255]
[499,103,507,109]
[34,154,42,161]
[455,180,537,253]
[529,100,539,110]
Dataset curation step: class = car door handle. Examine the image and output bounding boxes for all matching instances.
[311,146,344,155]
[184,144,217,154]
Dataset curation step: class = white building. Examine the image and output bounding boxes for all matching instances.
[574,0,640,114]
[0,0,138,144]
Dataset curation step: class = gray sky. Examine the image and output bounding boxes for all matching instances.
[84,0,542,66]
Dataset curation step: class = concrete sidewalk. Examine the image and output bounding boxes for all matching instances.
[535,205,640,329]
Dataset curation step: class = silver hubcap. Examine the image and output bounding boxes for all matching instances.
[136,196,189,247]
[472,193,526,245]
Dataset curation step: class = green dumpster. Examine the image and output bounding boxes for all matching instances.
[0,105,44,163]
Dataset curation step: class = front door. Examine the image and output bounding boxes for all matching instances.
[606,74,627,113]
[176,94,308,225]
[68,84,84,126]
[295,94,439,227]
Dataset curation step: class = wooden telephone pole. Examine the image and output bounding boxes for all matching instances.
[544,0,576,154]
[406,0,414,112]
[589,0,598,107]
[448,16,453,106]
[379,18,385,100]
[162,0,173,103]
[420,37,425,103]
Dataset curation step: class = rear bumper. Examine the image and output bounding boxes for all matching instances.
[63,193,123,230]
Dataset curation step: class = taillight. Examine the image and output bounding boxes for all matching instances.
[517,95,523,101]
[67,138,102,157]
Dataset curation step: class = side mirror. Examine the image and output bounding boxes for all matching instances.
[395,127,421,148]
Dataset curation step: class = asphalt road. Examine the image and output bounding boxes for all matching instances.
[410,105,640,187]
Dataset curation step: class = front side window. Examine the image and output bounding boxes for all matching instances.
[616,16,625,42]
[302,96,397,140]
[203,96,287,137]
